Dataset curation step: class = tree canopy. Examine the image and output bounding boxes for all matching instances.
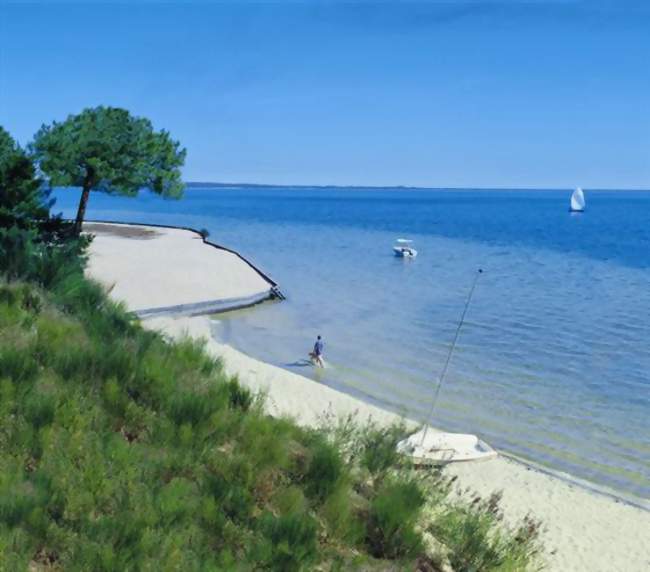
[0,126,80,281]
[31,107,186,232]
[0,126,49,230]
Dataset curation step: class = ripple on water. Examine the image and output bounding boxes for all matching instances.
[52,187,650,501]
[216,237,649,499]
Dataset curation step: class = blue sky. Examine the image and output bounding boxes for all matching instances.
[1,1,648,188]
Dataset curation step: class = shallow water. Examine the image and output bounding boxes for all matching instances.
[53,187,650,500]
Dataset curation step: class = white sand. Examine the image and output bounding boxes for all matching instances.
[146,315,406,429]
[85,222,272,314]
[89,224,650,572]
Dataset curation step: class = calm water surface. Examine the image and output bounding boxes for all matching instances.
[53,187,650,501]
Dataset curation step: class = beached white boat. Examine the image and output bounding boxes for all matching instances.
[397,427,497,464]
[393,238,418,258]
[570,187,586,212]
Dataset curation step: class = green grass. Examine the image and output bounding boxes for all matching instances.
[0,279,428,570]
[0,272,544,570]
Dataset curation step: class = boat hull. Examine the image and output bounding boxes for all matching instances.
[393,247,417,258]
[397,429,497,464]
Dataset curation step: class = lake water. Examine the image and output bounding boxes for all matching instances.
[53,186,650,501]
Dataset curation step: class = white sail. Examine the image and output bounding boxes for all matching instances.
[570,187,585,212]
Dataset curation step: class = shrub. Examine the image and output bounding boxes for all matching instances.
[274,486,308,516]
[239,414,293,476]
[206,456,256,523]
[0,341,40,384]
[226,377,253,412]
[0,127,81,285]
[255,511,319,572]
[429,492,543,572]
[303,434,345,502]
[0,225,88,292]
[168,389,218,427]
[157,477,200,524]
[318,415,407,478]
[322,481,365,545]
[366,477,425,559]
[0,126,48,231]
[23,390,57,430]
[359,423,405,477]
[0,227,39,281]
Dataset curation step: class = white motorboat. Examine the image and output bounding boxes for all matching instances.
[393,238,418,258]
[570,187,586,212]
[397,427,497,464]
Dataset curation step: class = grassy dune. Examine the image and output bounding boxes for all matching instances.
[0,272,542,570]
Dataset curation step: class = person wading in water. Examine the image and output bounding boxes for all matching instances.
[309,335,325,367]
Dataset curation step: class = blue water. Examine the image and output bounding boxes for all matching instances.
[53,187,650,501]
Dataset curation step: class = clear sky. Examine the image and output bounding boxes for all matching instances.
[1,1,648,188]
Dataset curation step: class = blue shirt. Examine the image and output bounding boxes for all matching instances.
[314,339,324,355]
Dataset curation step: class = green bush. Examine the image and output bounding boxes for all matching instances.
[0,227,39,281]
[0,126,48,231]
[226,377,254,412]
[319,415,408,479]
[366,477,425,559]
[429,492,543,572]
[322,481,365,545]
[255,511,319,571]
[359,423,405,477]
[303,434,345,502]
[0,126,81,286]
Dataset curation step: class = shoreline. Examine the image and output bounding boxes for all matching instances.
[144,314,650,572]
[85,219,282,292]
[87,222,650,571]
[160,312,650,509]
[84,221,280,317]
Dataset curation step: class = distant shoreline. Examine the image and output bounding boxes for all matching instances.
[185,182,650,192]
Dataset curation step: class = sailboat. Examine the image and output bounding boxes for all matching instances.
[570,187,586,212]
[397,428,497,464]
[396,269,497,465]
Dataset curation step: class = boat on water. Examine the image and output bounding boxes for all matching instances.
[393,238,417,258]
[570,187,586,212]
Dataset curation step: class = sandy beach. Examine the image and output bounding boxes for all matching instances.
[85,222,275,317]
[87,223,650,572]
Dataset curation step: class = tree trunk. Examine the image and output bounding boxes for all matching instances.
[74,183,91,235]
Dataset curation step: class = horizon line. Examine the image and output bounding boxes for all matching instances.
[185,181,650,192]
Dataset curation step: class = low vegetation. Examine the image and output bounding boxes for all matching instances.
[0,121,544,570]
[428,490,543,572]
[0,277,436,570]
